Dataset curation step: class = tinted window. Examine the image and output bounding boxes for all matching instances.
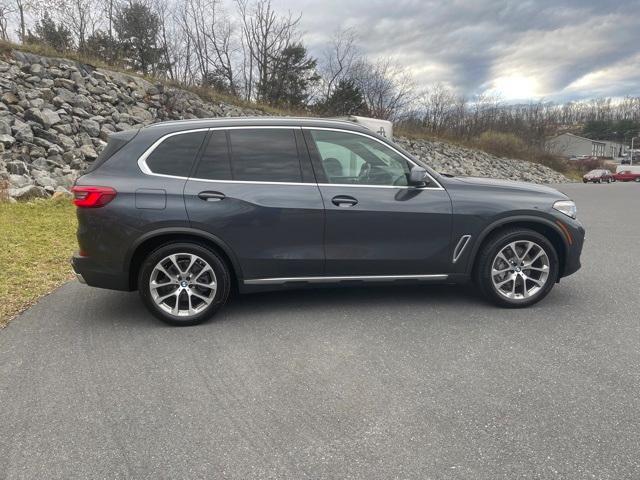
[194,131,232,180]
[86,130,138,173]
[229,129,302,182]
[310,130,411,186]
[146,131,206,177]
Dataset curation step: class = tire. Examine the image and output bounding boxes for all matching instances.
[635,177,640,182]
[138,242,231,326]
[473,228,559,308]
[582,179,588,183]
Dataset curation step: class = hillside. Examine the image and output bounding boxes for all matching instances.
[0,49,570,200]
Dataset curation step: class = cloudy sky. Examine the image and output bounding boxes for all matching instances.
[273,0,640,102]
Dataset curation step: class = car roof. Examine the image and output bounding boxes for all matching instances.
[142,116,373,135]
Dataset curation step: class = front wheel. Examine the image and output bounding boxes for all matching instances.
[138,243,231,326]
[474,229,559,308]
[635,177,640,182]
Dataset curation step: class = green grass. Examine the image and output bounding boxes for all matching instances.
[0,198,77,327]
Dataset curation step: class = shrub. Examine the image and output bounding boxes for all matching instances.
[473,131,529,159]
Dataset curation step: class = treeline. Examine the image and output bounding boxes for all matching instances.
[0,0,413,118]
[401,85,640,147]
[1,0,639,148]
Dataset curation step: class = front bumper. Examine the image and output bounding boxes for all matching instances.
[559,218,585,278]
[71,251,131,291]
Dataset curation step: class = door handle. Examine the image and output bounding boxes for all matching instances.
[198,191,226,202]
[331,195,358,207]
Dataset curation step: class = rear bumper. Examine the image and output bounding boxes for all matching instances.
[71,252,131,291]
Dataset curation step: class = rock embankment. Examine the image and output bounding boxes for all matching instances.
[0,49,570,200]
[394,138,570,184]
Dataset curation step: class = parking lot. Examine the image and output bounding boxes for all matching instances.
[1,182,639,479]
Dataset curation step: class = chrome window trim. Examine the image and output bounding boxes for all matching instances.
[244,273,449,285]
[137,127,211,175]
[305,127,444,190]
[137,125,445,191]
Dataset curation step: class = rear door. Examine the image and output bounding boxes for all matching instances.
[184,127,325,281]
[304,128,452,276]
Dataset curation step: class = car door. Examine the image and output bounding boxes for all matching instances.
[304,128,453,276]
[184,127,325,280]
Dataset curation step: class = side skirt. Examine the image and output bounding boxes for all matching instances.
[244,274,448,285]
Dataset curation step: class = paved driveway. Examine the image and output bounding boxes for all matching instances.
[1,183,639,479]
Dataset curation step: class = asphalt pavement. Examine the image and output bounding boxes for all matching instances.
[1,182,639,479]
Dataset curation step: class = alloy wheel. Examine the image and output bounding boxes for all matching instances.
[491,241,550,300]
[149,253,217,317]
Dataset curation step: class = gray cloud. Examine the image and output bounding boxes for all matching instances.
[275,0,640,101]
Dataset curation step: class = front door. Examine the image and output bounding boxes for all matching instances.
[184,127,324,280]
[304,128,452,276]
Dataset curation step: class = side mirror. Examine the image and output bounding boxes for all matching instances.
[409,166,429,187]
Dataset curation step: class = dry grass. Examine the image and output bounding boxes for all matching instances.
[0,198,77,327]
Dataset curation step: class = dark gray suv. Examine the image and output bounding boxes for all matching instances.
[71,117,584,325]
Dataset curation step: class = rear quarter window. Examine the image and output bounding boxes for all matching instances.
[146,131,207,177]
[85,130,138,173]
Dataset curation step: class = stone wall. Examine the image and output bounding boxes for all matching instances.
[0,49,570,200]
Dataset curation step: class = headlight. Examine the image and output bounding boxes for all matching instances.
[553,200,577,219]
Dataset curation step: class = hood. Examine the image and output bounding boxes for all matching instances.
[451,176,567,197]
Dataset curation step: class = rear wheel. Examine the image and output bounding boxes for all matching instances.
[474,229,559,308]
[138,243,231,326]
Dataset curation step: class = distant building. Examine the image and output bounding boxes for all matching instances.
[546,133,628,158]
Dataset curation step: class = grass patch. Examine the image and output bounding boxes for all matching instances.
[0,198,77,327]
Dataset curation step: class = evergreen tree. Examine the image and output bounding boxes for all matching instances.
[27,13,73,53]
[85,31,122,65]
[113,2,166,75]
[319,79,368,116]
[259,43,319,108]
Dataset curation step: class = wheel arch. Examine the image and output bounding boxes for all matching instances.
[125,228,243,291]
[468,216,569,278]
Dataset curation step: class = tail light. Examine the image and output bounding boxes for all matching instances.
[72,186,117,208]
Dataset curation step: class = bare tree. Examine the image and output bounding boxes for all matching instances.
[0,1,15,40]
[102,0,118,40]
[351,59,415,120]
[420,82,458,133]
[318,27,359,100]
[179,0,237,92]
[60,0,100,51]
[235,0,300,102]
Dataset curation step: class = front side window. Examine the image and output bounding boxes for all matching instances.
[309,130,411,186]
[229,129,302,182]
[146,131,207,177]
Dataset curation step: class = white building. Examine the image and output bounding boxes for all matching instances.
[546,133,627,158]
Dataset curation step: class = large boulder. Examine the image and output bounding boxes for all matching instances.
[23,108,62,129]
[9,184,49,200]
[80,118,100,137]
[12,120,33,142]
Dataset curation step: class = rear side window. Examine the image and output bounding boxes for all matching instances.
[146,131,207,177]
[229,129,302,182]
[194,131,232,180]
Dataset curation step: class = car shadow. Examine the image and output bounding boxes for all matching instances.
[86,282,489,329]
